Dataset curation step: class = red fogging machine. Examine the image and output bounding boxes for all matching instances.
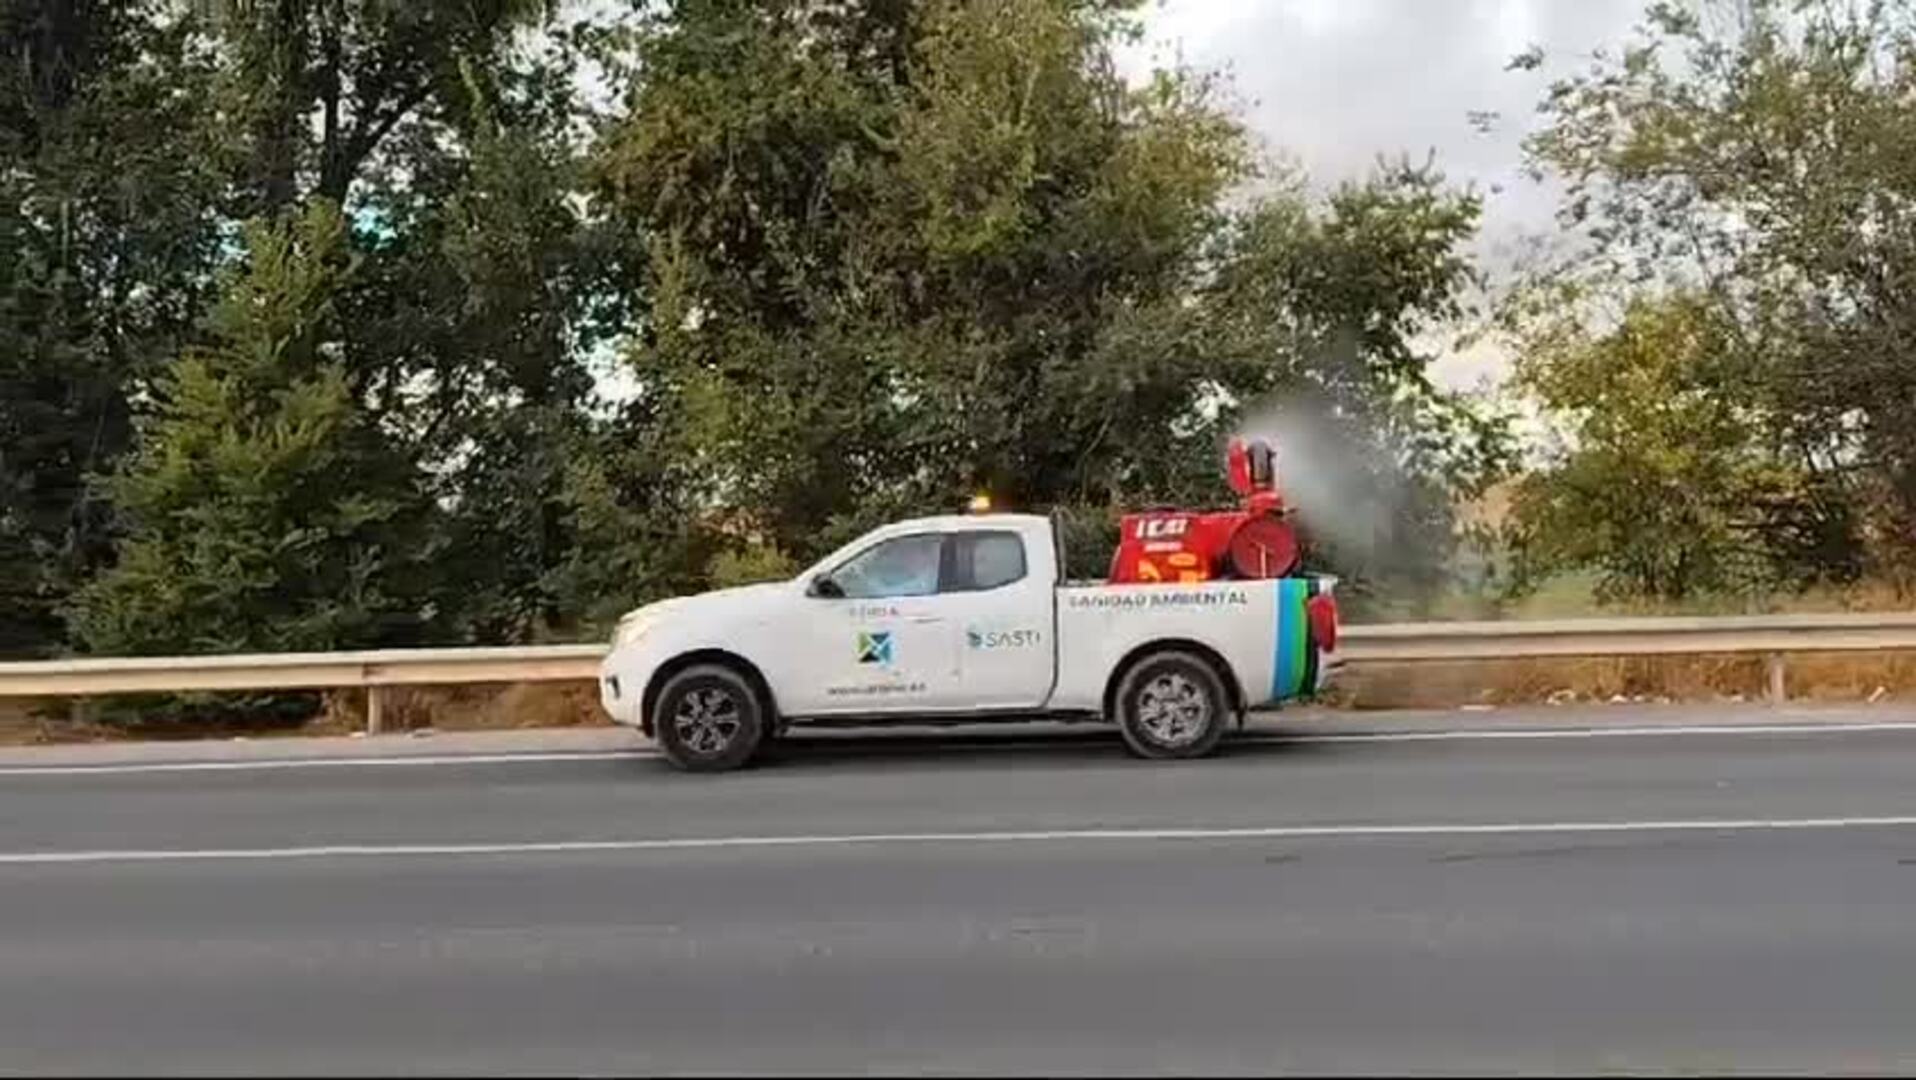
[1107,437,1302,585]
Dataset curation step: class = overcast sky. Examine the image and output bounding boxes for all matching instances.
[1114,0,1650,389]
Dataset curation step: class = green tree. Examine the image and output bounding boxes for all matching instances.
[6,0,632,664]
[1505,291,1853,603]
[201,0,554,213]
[1519,0,1916,590]
[1,0,235,656]
[338,12,632,642]
[73,204,439,655]
[591,0,1507,602]
[6,0,1523,677]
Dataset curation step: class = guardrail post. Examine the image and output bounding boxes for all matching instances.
[1766,652,1788,706]
[366,685,385,735]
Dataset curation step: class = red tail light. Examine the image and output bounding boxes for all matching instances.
[1307,593,1338,653]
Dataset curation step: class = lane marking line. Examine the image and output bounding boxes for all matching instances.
[2,720,1915,776]
[0,750,659,776]
[1274,721,1916,743]
[7,816,1916,865]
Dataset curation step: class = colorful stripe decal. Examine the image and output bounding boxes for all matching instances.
[1272,579,1308,701]
[1270,586,1286,701]
[1286,580,1311,696]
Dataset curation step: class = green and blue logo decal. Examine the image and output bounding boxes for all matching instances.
[857,630,895,665]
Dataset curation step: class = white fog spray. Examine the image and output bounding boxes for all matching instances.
[1231,388,1424,582]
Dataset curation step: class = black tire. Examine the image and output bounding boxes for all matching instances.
[652,664,767,773]
[753,717,789,763]
[1112,650,1232,760]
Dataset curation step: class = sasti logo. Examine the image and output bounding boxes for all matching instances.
[966,628,1041,650]
[856,630,895,666]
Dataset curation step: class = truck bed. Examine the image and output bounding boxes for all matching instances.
[1048,577,1331,712]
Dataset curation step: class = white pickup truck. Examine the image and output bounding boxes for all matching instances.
[599,512,1340,771]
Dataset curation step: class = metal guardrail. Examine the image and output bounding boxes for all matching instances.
[1339,613,1916,707]
[1339,612,1916,661]
[0,645,606,733]
[4,613,1915,731]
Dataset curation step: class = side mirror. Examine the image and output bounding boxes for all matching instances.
[807,573,845,599]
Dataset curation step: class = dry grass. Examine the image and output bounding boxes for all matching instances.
[0,700,53,744]
[314,681,612,735]
[0,682,612,747]
[0,698,133,745]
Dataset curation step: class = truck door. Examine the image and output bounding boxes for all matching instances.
[939,529,1054,710]
[779,531,959,716]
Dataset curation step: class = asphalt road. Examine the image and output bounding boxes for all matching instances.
[6,708,1916,1075]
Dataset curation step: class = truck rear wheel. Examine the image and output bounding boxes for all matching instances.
[653,664,767,772]
[1113,650,1232,760]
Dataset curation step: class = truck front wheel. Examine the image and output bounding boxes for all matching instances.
[1113,650,1232,760]
[653,664,767,772]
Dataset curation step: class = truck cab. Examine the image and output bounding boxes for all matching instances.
[599,512,1338,771]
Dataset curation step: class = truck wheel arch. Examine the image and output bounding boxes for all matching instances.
[641,650,779,738]
[1102,640,1244,723]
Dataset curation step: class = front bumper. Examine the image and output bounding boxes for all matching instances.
[598,648,653,729]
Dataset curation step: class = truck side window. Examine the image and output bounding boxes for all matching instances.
[830,534,943,599]
[947,531,1027,592]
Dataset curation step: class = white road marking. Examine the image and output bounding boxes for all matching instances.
[0,750,658,776]
[1272,721,1916,743]
[2,719,1915,776]
[6,816,1916,865]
